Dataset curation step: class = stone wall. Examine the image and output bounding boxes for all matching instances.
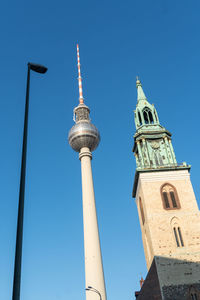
[162,283,200,300]
[136,256,200,300]
[137,259,162,300]
[135,170,200,270]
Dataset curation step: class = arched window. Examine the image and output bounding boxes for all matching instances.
[143,110,149,124]
[173,227,184,247]
[173,227,180,247]
[148,111,154,124]
[139,197,145,225]
[143,107,154,124]
[138,110,142,126]
[171,218,184,248]
[161,183,180,210]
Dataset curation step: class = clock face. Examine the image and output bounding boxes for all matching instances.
[151,141,160,149]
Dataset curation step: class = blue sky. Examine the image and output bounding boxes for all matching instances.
[0,0,200,299]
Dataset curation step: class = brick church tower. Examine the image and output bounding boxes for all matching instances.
[132,78,200,300]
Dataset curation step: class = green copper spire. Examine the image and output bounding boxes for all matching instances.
[133,78,179,171]
[132,78,190,197]
[134,77,160,130]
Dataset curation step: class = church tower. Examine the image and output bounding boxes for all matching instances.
[132,79,200,299]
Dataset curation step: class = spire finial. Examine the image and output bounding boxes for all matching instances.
[136,77,147,102]
[136,76,141,88]
[77,44,84,104]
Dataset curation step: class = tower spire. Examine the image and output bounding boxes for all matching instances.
[77,44,84,104]
[136,77,147,102]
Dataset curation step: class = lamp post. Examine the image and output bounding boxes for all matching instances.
[86,286,102,300]
[12,62,48,300]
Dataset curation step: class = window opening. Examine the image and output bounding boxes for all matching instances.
[154,111,158,122]
[170,191,177,208]
[143,110,149,124]
[139,197,145,225]
[163,192,170,208]
[138,111,142,125]
[178,227,184,247]
[149,111,154,124]
[173,227,180,247]
[143,107,154,124]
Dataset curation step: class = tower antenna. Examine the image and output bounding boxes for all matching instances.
[77,44,84,104]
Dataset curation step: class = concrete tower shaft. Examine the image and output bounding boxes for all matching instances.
[68,45,106,300]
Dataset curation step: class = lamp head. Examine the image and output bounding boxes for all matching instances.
[28,62,48,74]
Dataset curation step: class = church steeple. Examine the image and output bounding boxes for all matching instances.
[132,78,187,176]
[132,78,189,196]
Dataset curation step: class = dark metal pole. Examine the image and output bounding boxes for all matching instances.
[12,63,31,300]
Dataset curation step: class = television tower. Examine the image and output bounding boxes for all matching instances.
[68,45,107,300]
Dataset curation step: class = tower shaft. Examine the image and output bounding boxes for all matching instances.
[79,147,106,300]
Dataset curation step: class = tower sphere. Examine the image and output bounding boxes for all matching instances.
[68,111,100,152]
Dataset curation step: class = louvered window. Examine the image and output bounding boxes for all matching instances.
[143,107,154,124]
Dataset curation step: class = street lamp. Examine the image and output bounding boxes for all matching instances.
[12,62,48,300]
[86,286,102,300]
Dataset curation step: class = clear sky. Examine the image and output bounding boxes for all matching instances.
[0,0,200,299]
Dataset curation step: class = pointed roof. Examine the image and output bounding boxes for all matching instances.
[136,77,147,102]
[134,77,162,131]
